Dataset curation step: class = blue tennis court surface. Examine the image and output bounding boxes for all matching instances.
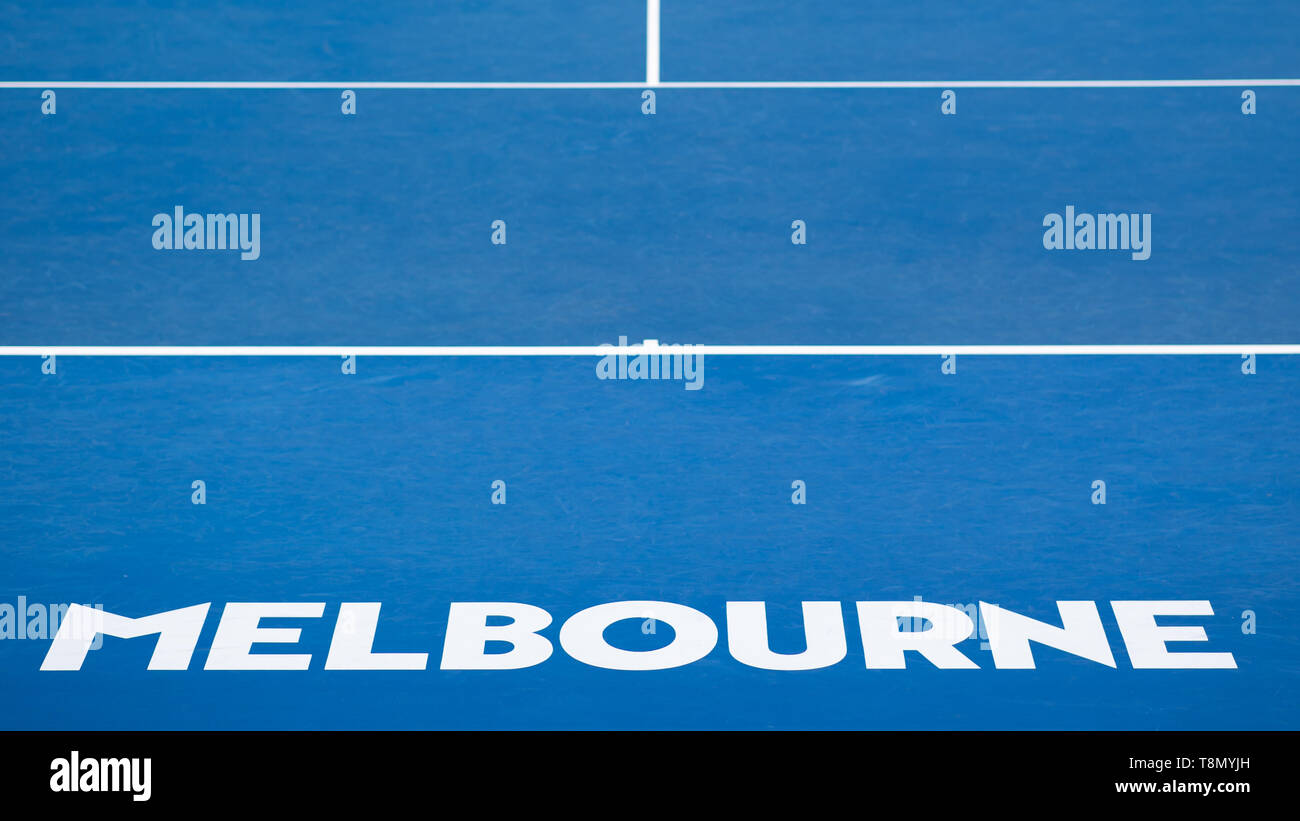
[1,1,1297,730]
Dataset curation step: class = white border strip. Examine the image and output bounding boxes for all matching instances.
[2,346,1296,357]
[2,79,1298,89]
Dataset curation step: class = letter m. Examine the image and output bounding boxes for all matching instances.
[206,214,239,250]
[41,603,210,670]
[1098,213,1129,250]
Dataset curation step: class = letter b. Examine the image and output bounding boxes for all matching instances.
[440,603,554,669]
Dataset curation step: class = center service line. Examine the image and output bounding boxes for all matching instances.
[2,345,1298,357]
[646,0,660,86]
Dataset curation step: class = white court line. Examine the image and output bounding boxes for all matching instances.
[646,0,660,86]
[2,79,1299,89]
[1,346,1296,357]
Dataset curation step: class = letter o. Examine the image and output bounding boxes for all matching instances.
[559,601,718,670]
